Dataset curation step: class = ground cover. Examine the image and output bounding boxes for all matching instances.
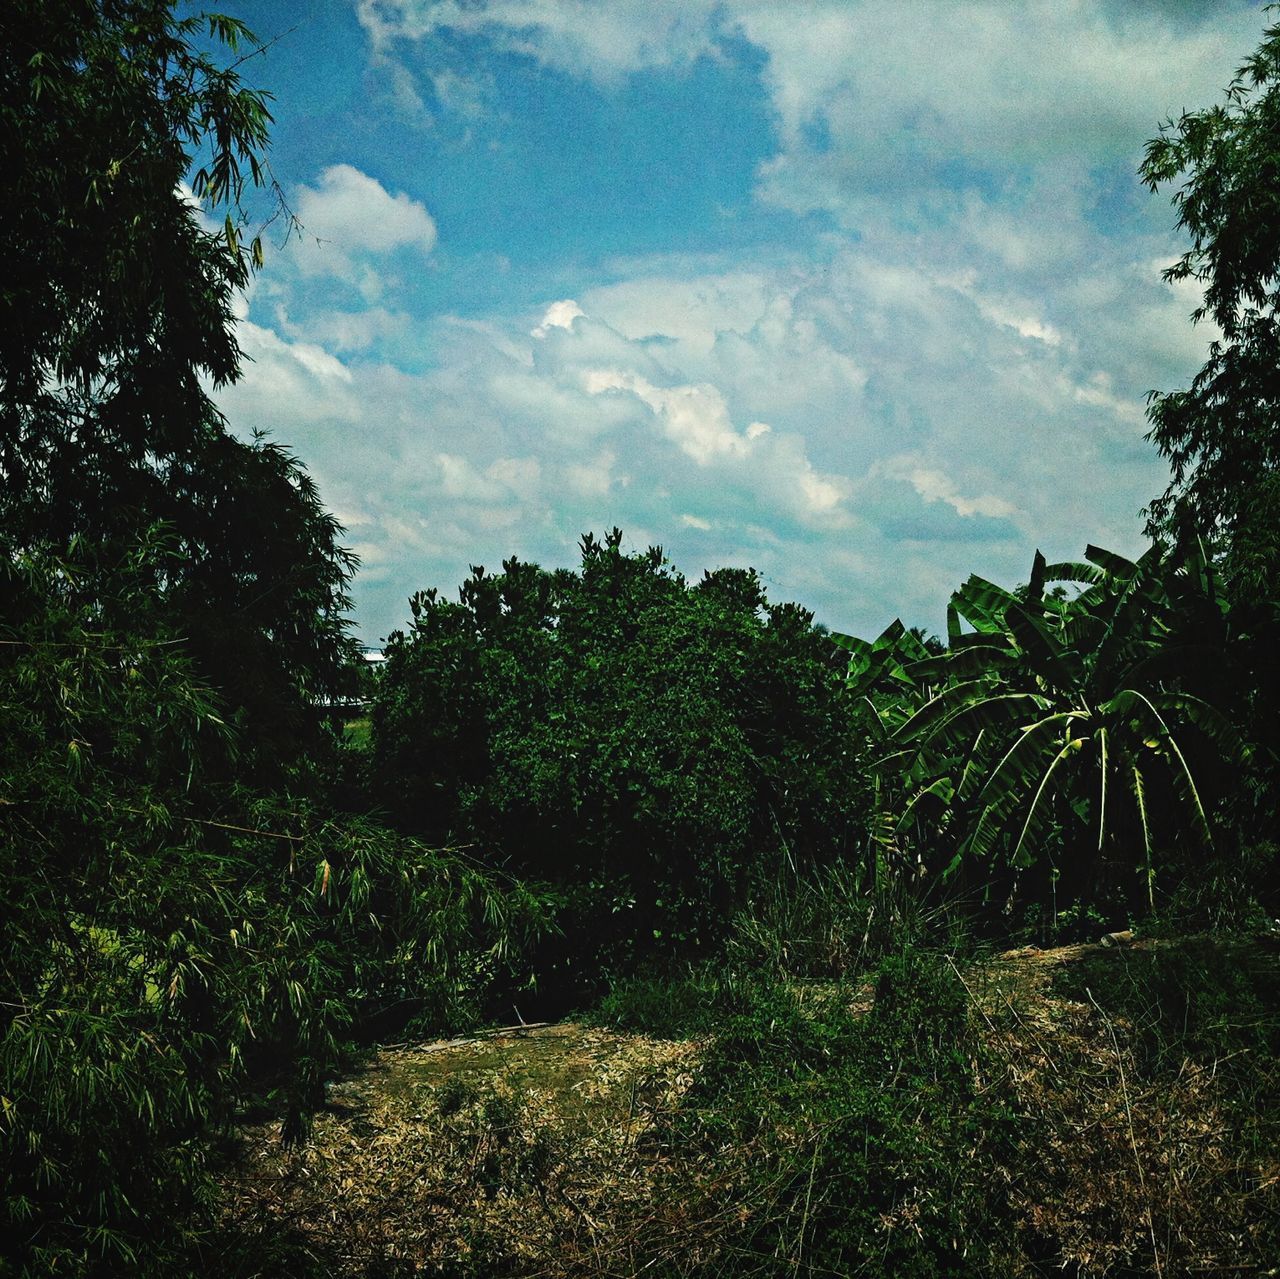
[219,934,1279,1277]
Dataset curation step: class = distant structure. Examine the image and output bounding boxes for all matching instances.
[318,646,385,720]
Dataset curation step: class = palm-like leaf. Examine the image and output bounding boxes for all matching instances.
[840,539,1243,914]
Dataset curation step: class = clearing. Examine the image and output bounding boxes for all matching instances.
[222,934,1280,1277]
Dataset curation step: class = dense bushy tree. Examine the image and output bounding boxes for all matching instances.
[0,537,543,1275]
[1142,11,1280,548]
[372,530,866,969]
[1142,14,1280,899]
[0,6,507,1272]
[0,0,358,774]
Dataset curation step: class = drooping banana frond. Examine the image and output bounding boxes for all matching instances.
[1010,735,1086,868]
[965,713,1083,860]
[1104,688,1214,848]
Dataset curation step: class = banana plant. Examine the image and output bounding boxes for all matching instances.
[840,541,1244,916]
[831,622,938,888]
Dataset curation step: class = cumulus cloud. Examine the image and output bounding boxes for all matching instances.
[273,302,413,354]
[217,232,1178,645]
[355,0,721,82]
[354,1,1257,224]
[532,299,585,337]
[883,457,1022,521]
[291,164,437,287]
[738,2,1252,189]
[582,370,753,465]
[209,1,1254,640]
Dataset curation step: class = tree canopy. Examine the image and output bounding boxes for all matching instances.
[0,0,357,772]
[1142,12,1280,551]
[372,530,867,975]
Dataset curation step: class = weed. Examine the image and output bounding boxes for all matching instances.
[658,950,1023,1278]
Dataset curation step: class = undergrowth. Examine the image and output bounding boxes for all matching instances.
[642,951,1024,1278]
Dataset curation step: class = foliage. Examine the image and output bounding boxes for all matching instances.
[659,951,1023,1278]
[0,0,359,775]
[371,529,866,976]
[841,542,1246,927]
[1054,936,1280,1075]
[0,0,267,409]
[1142,10,1280,544]
[0,538,547,1277]
[589,966,733,1041]
[1140,14,1280,912]
[721,860,941,981]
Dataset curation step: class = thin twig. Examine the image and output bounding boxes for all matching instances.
[188,816,304,842]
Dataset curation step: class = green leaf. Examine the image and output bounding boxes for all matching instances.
[1026,549,1047,603]
[1010,735,1085,867]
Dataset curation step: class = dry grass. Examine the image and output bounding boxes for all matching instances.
[975,937,1280,1275]
[219,937,1280,1277]
[222,1022,707,1275]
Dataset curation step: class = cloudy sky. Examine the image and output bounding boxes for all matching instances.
[211,0,1265,642]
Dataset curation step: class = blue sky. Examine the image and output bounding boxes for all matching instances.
[209,0,1266,642]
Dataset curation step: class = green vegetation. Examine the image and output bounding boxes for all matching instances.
[1,0,360,779]
[2,1,1278,1275]
[370,531,865,990]
[843,538,1248,933]
[0,538,546,1273]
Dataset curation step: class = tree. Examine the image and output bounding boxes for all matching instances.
[372,531,866,979]
[1142,14,1280,904]
[841,543,1244,928]
[0,537,542,1275]
[0,0,358,773]
[0,8,550,1272]
[1142,12,1280,549]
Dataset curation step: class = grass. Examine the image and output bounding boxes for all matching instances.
[213,931,1280,1277]
[342,716,372,750]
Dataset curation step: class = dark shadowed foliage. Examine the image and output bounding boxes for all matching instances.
[839,541,1249,933]
[0,536,547,1277]
[371,529,867,983]
[0,0,360,778]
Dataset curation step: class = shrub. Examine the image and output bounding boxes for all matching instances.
[371,531,867,977]
[659,950,1023,1278]
[0,540,549,1276]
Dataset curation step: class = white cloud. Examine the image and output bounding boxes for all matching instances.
[566,449,619,498]
[583,369,753,465]
[228,320,358,413]
[291,164,438,285]
[532,299,585,338]
[216,0,1256,641]
[887,458,1022,520]
[355,1,1259,229]
[219,227,1185,641]
[355,0,721,82]
[274,302,412,354]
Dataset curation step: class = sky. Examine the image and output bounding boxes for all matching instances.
[208,0,1266,643]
